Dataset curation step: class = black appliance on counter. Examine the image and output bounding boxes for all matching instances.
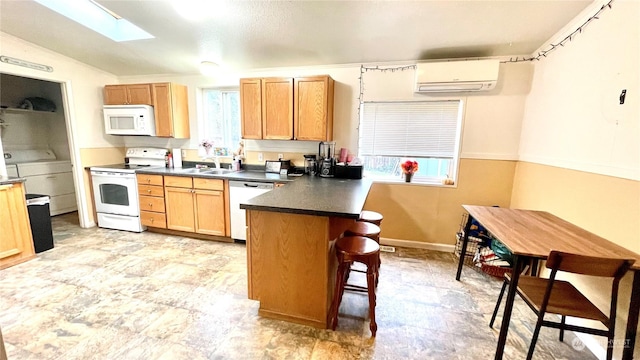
[334,164,363,179]
[318,141,336,177]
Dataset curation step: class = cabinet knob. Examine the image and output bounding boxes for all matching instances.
[147,189,152,193]
[148,203,153,206]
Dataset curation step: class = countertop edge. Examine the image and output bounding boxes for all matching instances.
[240,204,361,219]
[0,177,26,185]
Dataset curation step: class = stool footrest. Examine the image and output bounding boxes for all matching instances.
[344,284,369,293]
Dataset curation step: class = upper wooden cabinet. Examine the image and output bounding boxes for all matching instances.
[152,83,190,139]
[262,78,294,140]
[240,75,334,141]
[103,82,190,139]
[104,84,153,105]
[294,76,335,141]
[240,78,263,139]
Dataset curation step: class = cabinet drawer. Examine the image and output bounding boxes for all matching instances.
[140,211,167,228]
[193,178,223,191]
[137,174,163,186]
[164,176,193,188]
[139,195,166,212]
[138,184,164,197]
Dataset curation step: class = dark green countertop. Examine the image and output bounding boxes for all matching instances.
[240,176,373,219]
[0,176,25,186]
[135,166,372,219]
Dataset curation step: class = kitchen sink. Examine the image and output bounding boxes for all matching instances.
[177,168,237,175]
[178,168,214,174]
[205,169,237,174]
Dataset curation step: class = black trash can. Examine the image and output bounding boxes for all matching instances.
[25,194,54,253]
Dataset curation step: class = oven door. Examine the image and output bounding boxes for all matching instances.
[90,170,140,216]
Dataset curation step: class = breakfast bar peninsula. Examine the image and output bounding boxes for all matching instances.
[240,176,373,328]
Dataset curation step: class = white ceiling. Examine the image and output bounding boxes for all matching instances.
[0,0,593,76]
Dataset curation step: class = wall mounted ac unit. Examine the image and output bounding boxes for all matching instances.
[415,59,500,93]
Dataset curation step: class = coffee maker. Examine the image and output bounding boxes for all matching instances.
[318,141,336,177]
[303,154,317,175]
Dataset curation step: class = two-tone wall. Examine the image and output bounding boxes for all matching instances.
[512,1,639,358]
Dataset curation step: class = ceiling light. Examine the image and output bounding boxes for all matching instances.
[34,0,153,42]
[200,61,220,76]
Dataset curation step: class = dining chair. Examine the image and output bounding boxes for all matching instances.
[489,250,635,360]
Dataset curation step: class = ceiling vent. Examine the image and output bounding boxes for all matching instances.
[415,59,500,93]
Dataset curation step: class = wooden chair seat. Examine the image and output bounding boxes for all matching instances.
[330,236,380,336]
[359,210,383,226]
[510,274,609,324]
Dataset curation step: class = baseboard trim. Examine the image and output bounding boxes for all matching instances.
[380,237,455,253]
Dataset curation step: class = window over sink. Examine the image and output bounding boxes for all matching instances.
[201,88,241,154]
[358,100,463,184]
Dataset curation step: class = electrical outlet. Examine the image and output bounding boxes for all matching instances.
[181,149,186,157]
[278,153,284,159]
[258,153,264,161]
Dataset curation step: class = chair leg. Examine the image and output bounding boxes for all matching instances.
[606,332,614,360]
[526,313,545,360]
[559,315,565,342]
[330,261,349,330]
[490,279,508,328]
[366,267,378,337]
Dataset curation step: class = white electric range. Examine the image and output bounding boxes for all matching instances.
[90,147,166,232]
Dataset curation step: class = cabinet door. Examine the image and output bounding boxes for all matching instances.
[0,183,35,269]
[152,83,190,139]
[240,78,263,139]
[262,78,294,140]
[127,84,153,105]
[194,189,225,236]
[152,83,174,137]
[164,186,195,232]
[104,85,128,105]
[294,76,334,141]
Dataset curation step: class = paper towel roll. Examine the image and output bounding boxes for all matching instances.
[172,148,183,168]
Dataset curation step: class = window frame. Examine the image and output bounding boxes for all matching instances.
[357,98,465,186]
[198,87,241,155]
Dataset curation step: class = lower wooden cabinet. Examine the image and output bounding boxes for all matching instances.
[0,182,36,269]
[137,175,166,228]
[164,176,226,236]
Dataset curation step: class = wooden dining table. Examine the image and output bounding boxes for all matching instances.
[455,205,640,360]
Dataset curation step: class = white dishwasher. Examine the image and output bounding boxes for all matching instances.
[229,181,274,241]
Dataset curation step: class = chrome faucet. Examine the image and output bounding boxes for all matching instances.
[214,156,221,169]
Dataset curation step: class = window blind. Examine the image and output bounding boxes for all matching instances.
[359,100,461,158]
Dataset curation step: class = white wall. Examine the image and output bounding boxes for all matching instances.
[0,31,121,226]
[0,32,121,150]
[518,1,639,180]
[119,62,532,161]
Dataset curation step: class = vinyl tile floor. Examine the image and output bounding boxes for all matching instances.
[0,213,598,359]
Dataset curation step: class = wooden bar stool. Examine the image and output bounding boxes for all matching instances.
[329,236,380,336]
[359,210,383,226]
[345,222,380,243]
[345,222,381,277]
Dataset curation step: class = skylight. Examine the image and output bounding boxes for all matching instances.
[34,0,154,42]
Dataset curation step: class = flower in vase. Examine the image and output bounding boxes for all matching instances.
[400,160,419,174]
[199,139,214,151]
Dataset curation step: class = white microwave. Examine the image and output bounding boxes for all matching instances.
[103,105,156,136]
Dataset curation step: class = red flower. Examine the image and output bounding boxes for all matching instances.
[401,160,419,174]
